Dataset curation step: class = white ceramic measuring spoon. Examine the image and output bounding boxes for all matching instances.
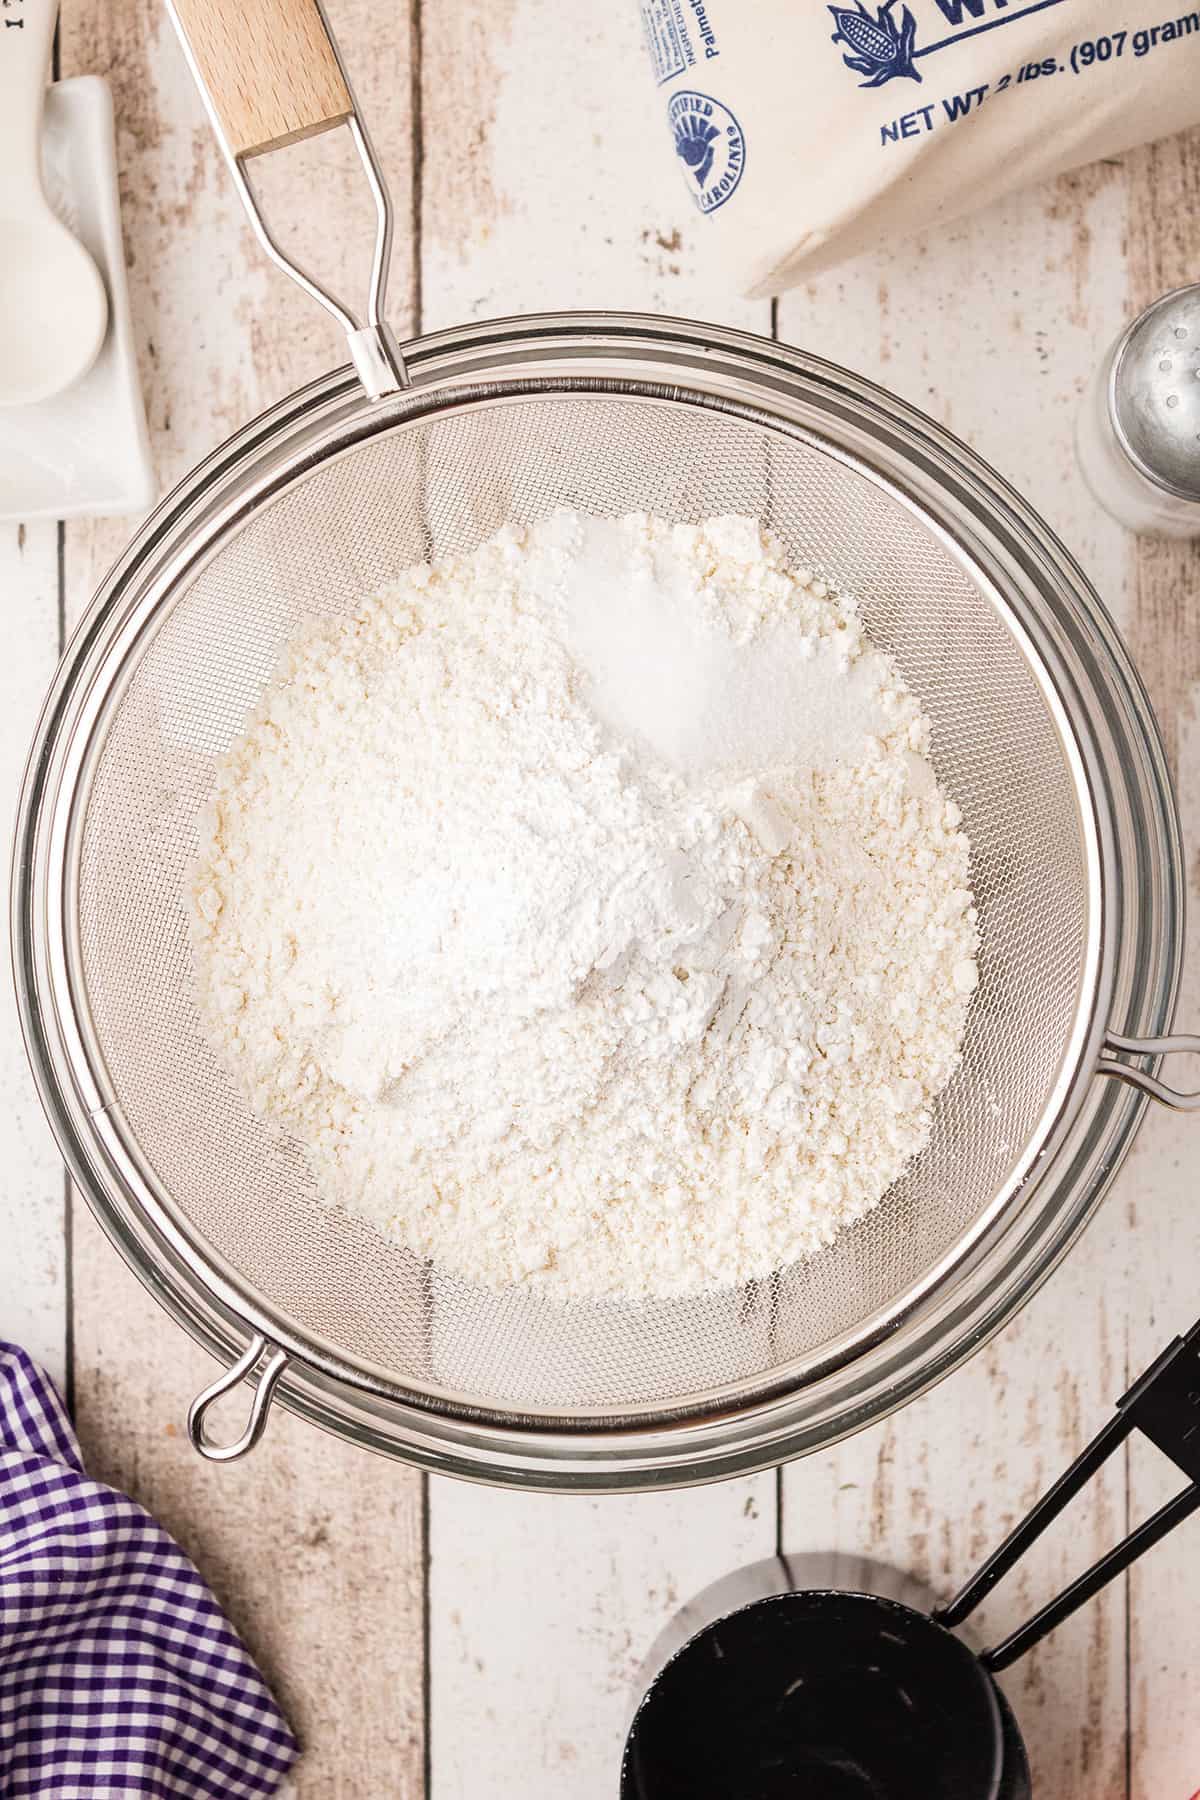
[0,0,108,407]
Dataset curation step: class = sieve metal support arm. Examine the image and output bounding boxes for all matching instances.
[934,1319,1200,1672]
[165,0,408,399]
[1098,1030,1200,1111]
[188,1334,289,1462]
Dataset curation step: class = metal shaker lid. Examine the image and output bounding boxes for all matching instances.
[1110,284,1200,501]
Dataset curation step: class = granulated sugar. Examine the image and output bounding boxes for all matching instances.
[189,513,977,1298]
[555,511,891,776]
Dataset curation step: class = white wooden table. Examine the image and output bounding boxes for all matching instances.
[4,5,1200,1795]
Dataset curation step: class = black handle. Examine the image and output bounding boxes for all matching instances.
[933,1320,1200,1672]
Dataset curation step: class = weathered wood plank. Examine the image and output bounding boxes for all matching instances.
[419,8,776,1797]
[419,1,763,333]
[1123,123,1200,1800]
[0,523,67,1385]
[74,1212,426,1794]
[430,1477,774,1798]
[58,2,426,1792]
[777,163,1136,1800]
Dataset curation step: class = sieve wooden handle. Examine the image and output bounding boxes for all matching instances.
[169,0,353,159]
[166,0,407,396]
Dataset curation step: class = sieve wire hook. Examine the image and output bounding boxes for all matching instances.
[1098,1029,1200,1111]
[188,1335,289,1462]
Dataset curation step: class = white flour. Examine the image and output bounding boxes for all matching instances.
[189,513,978,1298]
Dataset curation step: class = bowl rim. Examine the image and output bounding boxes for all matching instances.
[10,312,1182,1487]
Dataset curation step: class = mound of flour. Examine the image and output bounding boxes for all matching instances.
[189,513,977,1298]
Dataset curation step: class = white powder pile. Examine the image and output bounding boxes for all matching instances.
[189,513,978,1299]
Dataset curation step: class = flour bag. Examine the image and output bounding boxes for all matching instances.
[638,0,1200,290]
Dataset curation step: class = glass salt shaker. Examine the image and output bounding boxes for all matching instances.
[1077,284,1200,537]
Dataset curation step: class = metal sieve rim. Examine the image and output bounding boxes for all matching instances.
[12,315,1182,1488]
[39,378,1114,1410]
[58,379,1109,1416]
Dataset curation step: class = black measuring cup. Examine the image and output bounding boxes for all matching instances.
[622,1320,1200,1799]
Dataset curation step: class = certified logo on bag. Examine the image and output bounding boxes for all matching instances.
[668,91,746,213]
[829,0,922,86]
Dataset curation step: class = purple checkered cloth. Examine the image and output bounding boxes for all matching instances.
[0,1341,296,1797]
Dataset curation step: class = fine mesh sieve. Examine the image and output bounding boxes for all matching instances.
[73,392,1095,1421]
[12,0,1196,1487]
